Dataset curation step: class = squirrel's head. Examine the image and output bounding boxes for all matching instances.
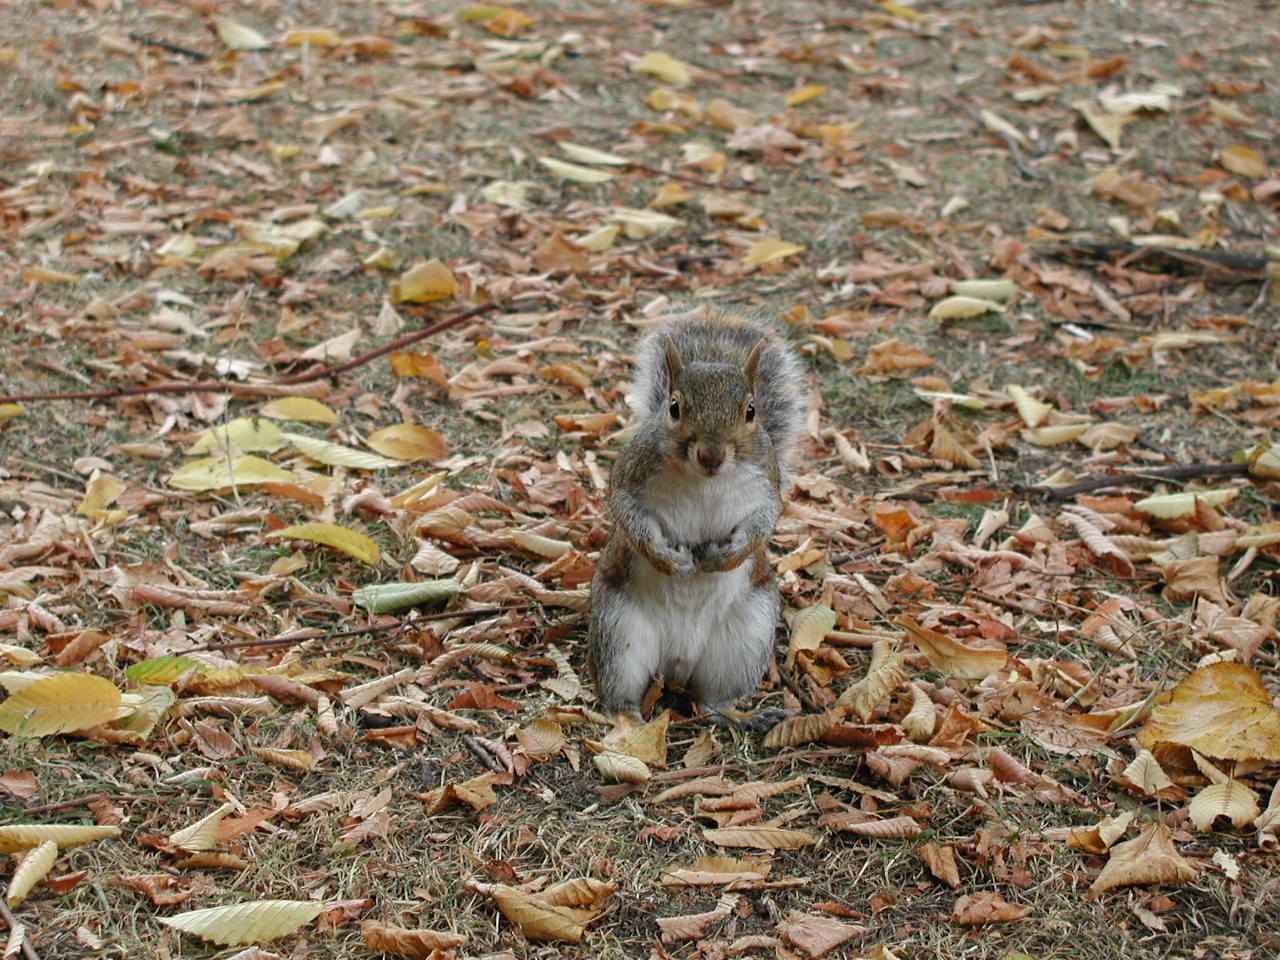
[662,336,764,477]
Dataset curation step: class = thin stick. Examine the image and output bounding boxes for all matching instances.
[0,898,41,960]
[127,31,209,61]
[0,302,497,404]
[192,604,532,652]
[1018,462,1250,500]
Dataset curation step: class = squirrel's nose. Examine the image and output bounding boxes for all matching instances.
[694,443,726,474]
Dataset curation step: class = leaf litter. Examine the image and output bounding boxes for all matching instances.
[0,0,1278,958]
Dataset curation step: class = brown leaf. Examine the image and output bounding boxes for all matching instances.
[1087,821,1199,898]
[360,920,466,958]
[778,911,867,958]
[952,892,1032,925]
[920,841,961,888]
[1137,662,1280,762]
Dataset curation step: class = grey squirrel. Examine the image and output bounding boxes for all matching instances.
[588,306,808,730]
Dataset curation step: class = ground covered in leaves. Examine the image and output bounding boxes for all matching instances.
[1,0,1279,957]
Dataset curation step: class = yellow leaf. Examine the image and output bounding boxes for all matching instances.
[365,424,448,462]
[1079,105,1127,150]
[259,397,340,423]
[632,50,692,87]
[786,604,836,668]
[1138,662,1280,762]
[251,746,318,771]
[392,258,458,304]
[0,403,27,421]
[1007,384,1053,428]
[879,0,925,20]
[0,672,123,737]
[213,17,271,51]
[785,84,827,107]
[22,266,81,284]
[1220,145,1267,178]
[609,207,683,239]
[742,240,806,265]
[1189,779,1259,831]
[1021,423,1089,446]
[537,156,615,183]
[284,433,399,470]
[6,839,56,906]
[168,454,296,491]
[170,801,237,851]
[951,278,1016,301]
[511,531,572,558]
[490,883,600,942]
[282,28,344,47]
[557,142,629,166]
[76,471,126,515]
[1133,489,1239,519]
[928,295,1005,320]
[268,522,381,564]
[0,824,121,853]
[187,417,286,454]
[574,223,620,251]
[160,899,324,945]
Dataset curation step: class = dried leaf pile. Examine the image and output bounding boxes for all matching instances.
[0,0,1278,957]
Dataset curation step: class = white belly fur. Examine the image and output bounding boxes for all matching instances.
[622,462,774,694]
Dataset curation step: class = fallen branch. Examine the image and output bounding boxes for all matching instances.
[627,163,768,195]
[1043,241,1272,279]
[1017,462,1250,500]
[0,302,496,404]
[127,31,209,61]
[193,603,533,652]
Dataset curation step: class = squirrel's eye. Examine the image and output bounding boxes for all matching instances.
[745,402,755,423]
[668,397,680,420]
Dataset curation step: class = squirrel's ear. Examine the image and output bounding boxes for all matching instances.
[664,337,683,388]
[744,339,765,384]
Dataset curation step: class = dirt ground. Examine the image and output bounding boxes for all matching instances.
[1,0,1278,957]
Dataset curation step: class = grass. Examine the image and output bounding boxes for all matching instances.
[2,0,1279,957]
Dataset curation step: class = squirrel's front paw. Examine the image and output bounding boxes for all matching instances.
[669,544,695,578]
[694,530,750,571]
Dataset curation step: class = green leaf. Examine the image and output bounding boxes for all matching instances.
[353,578,462,613]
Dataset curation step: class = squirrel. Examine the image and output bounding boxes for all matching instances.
[588,306,808,731]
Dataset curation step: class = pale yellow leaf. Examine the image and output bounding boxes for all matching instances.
[928,296,1005,320]
[392,258,458,304]
[267,522,381,564]
[6,840,56,906]
[0,824,121,853]
[365,424,447,462]
[632,51,691,86]
[169,801,237,851]
[250,746,317,771]
[1021,423,1089,446]
[742,240,806,265]
[537,157,615,183]
[76,472,126,515]
[1189,779,1259,831]
[213,17,271,50]
[160,899,324,945]
[168,455,296,491]
[1007,384,1053,428]
[282,28,343,47]
[284,433,399,470]
[609,207,683,238]
[786,603,836,668]
[0,673,122,738]
[951,278,1016,301]
[1133,489,1239,519]
[785,84,827,107]
[187,418,286,455]
[511,531,572,558]
[574,224,620,251]
[1079,105,1127,150]
[1220,145,1267,178]
[557,142,629,166]
[259,397,340,424]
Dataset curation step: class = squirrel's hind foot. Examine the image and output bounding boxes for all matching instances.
[704,704,790,735]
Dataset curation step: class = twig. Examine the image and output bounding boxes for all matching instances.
[192,604,533,652]
[627,163,769,195]
[0,302,497,404]
[0,898,40,960]
[2,792,136,816]
[463,735,506,773]
[999,129,1045,180]
[1017,462,1250,500]
[776,663,822,713]
[127,31,209,61]
[1043,241,1271,278]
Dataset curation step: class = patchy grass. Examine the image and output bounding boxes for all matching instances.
[1,0,1278,958]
